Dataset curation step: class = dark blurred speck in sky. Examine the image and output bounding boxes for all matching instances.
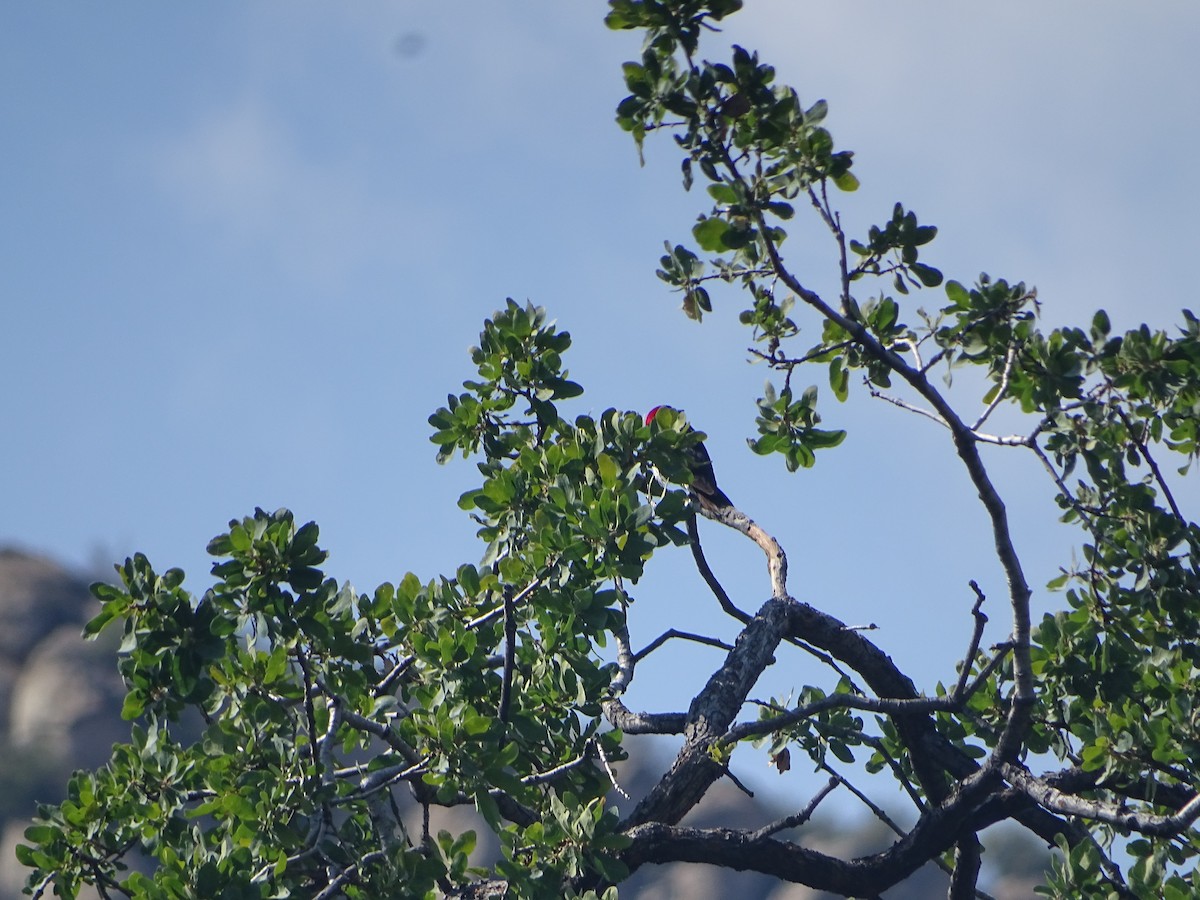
[395,32,427,59]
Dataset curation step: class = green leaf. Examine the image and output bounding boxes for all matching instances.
[597,452,619,486]
[693,216,731,252]
[832,170,859,192]
[829,358,849,402]
[807,428,847,449]
[22,824,57,844]
[944,280,970,307]
[911,262,943,287]
[83,605,120,637]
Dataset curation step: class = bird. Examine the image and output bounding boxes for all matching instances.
[645,406,734,511]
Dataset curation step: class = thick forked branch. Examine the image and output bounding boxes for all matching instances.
[620,596,796,828]
[774,600,1076,848]
[621,766,1000,898]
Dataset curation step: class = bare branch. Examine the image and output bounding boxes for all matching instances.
[340,757,431,802]
[1003,763,1200,836]
[1029,439,1098,535]
[609,617,636,696]
[319,694,343,787]
[338,703,423,765]
[722,652,1009,748]
[466,576,544,630]
[690,504,863,686]
[595,737,630,800]
[858,730,927,812]
[722,765,756,798]
[822,761,906,839]
[520,747,593,786]
[634,628,734,662]
[603,608,691,734]
[374,653,415,697]
[948,836,984,900]
[750,776,838,840]
[970,431,1030,447]
[970,343,1018,431]
[687,512,752,622]
[692,497,789,601]
[951,582,989,703]
[621,597,798,828]
[748,338,856,371]
[867,385,950,428]
[312,850,388,900]
[601,698,688,735]
[1117,406,1186,523]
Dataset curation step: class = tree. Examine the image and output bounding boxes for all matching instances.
[19,2,1200,897]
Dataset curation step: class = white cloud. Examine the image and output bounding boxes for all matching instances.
[150,98,421,286]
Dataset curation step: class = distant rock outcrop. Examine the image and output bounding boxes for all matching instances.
[0,550,97,724]
[0,548,125,900]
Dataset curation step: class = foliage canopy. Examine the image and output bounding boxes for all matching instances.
[21,2,1200,898]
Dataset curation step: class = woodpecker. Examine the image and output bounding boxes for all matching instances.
[646,405,734,511]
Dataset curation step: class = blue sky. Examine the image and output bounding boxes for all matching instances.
[3,2,1198,801]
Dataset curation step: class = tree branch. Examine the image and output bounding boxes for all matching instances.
[634,628,734,662]
[621,769,999,899]
[749,776,838,840]
[601,698,687,735]
[620,596,796,828]
[952,582,989,702]
[1003,763,1200,836]
[948,835,983,900]
[697,501,788,599]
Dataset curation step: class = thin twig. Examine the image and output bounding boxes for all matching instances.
[971,431,1029,446]
[722,765,755,798]
[748,338,856,370]
[971,343,1018,431]
[858,729,927,812]
[725,693,951,745]
[518,748,593,786]
[466,576,544,630]
[634,628,734,662]
[952,582,989,702]
[750,776,839,840]
[868,386,949,428]
[822,761,905,837]
[595,737,631,800]
[312,850,388,900]
[374,653,415,697]
[1117,406,1185,523]
[687,512,753,622]
[340,758,431,802]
